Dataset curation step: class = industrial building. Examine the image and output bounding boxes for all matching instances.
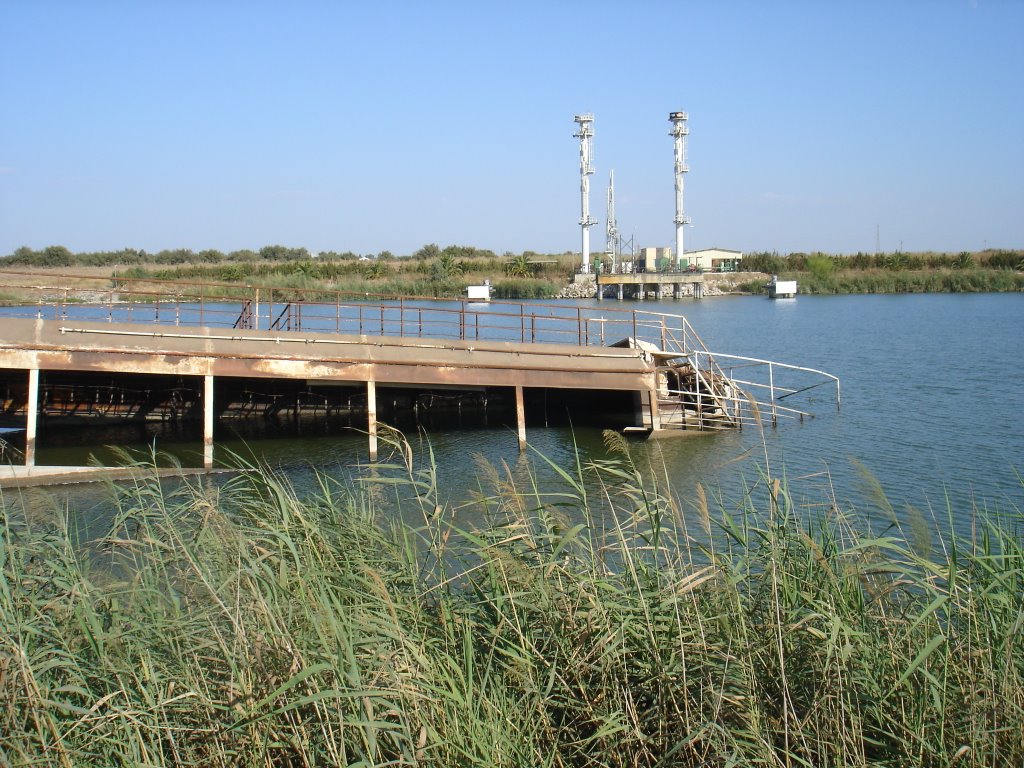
[635,246,673,272]
[684,248,744,272]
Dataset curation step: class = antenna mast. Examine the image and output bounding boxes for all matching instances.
[574,113,597,274]
[606,171,618,273]
[669,111,691,269]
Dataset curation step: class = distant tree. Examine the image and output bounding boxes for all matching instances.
[377,250,394,260]
[42,245,73,267]
[364,261,389,279]
[154,249,195,264]
[806,254,834,280]
[6,246,36,263]
[259,245,310,261]
[953,251,972,270]
[414,243,440,260]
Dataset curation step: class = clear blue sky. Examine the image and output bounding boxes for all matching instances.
[2,0,1022,257]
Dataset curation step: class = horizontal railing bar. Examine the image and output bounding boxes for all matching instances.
[694,350,839,383]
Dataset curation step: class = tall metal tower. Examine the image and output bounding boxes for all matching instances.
[669,111,691,269]
[574,113,597,274]
[605,171,618,273]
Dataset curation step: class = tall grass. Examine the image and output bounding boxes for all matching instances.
[737,268,1024,295]
[1,437,1021,766]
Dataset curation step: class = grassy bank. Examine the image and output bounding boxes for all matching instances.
[2,437,1021,766]
[734,250,1024,295]
[735,268,1024,295]
[7,245,1021,300]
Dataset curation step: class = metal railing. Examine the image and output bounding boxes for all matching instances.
[0,274,708,357]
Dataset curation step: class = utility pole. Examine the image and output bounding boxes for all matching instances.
[573,114,597,274]
[606,171,618,273]
[669,111,691,269]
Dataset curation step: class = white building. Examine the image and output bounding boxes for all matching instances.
[684,248,743,272]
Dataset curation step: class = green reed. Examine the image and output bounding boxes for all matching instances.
[1,435,1021,766]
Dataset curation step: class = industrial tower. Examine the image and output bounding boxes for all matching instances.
[606,171,618,274]
[573,114,597,274]
[669,111,691,269]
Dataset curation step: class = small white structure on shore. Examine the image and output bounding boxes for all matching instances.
[768,275,797,299]
[466,279,491,302]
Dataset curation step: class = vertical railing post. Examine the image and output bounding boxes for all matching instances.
[769,362,777,426]
[577,307,583,346]
[695,352,702,426]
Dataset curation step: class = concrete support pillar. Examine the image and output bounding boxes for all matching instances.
[617,284,624,301]
[515,385,526,451]
[25,368,39,467]
[203,374,215,470]
[367,380,378,461]
[649,389,662,432]
[673,283,682,299]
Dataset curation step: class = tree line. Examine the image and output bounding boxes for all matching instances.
[0,243,570,270]
[742,249,1023,275]
[6,244,1020,273]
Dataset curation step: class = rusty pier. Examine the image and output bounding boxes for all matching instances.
[0,274,839,474]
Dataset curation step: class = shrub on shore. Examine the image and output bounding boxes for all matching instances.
[2,437,1021,766]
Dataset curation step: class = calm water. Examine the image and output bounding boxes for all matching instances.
[6,293,1023,538]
